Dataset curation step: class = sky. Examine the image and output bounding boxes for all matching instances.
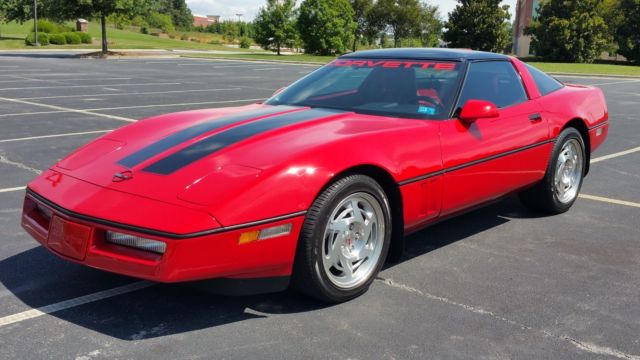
[186,0,518,22]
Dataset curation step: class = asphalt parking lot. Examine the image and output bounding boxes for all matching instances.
[0,54,639,359]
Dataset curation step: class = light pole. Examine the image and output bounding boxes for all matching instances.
[236,13,243,39]
[33,0,39,46]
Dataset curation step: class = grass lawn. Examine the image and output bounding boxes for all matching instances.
[526,61,640,77]
[0,21,258,51]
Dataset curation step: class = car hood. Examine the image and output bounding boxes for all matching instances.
[52,104,423,224]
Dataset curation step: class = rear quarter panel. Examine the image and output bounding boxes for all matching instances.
[537,84,609,152]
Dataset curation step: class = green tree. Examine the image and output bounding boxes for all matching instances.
[154,0,193,30]
[0,0,33,23]
[13,0,149,54]
[350,0,373,51]
[298,0,356,55]
[362,0,387,45]
[254,0,297,55]
[417,2,442,47]
[444,0,511,52]
[148,13,175,32]
[616,0,640,62]
[525,0,609,63]
[600,0,623,55]
[374,0,422,47]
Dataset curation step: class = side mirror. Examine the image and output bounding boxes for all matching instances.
[458,100,499,124]
[272,86,286,97]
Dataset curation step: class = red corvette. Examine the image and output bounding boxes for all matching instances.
[22,49,608,302]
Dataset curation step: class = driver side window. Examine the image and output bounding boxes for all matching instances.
[456,61,528,110]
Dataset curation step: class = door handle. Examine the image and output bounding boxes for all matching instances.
[529,113,543,122]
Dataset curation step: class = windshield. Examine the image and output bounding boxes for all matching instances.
[266,58,464,119]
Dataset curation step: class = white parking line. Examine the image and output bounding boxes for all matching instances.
[0,186,25,194]
[19,87,242,100]
[0,79,46,84]
[0,73,96,77]
[0,110,68,118]
[0,82,180,91]
[591,146,640,163]
[0,69,50,72]
[0,97,266,119]
[0,130,111,143]
[85,98,265,111]
[579,194,640,209]
[0,96,135,122]
[6,76,134,84]
[0,281,153,327]
[253,68,285,71]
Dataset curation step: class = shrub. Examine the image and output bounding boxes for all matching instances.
[209,38,222,45]
[169,34,176,39]
[78,32,92,44]
[49,33,67,45]
[150,32,161,37]
[56,23,74,33]
[36,19,73,33]
[240,37,252,48]
[36,19,57,33]
[25,32,49,46]
[180,34,189,41]
[63,32,82,45]
[140,26,149,34]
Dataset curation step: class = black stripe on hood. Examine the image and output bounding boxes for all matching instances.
[143,108,344,175]
[118,106,298,168]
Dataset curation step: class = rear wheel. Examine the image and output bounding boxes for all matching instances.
[292,175,391,303]
[519,127,586,214]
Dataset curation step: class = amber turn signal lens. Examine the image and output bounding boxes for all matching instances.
[238,224,292,244]
[238,230,260,244]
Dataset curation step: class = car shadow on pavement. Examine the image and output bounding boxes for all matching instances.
[0,246,328,340]
[0,196,544,340]
[395,195,546,265]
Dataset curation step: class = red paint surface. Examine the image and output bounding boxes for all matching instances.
[21,56,608,283]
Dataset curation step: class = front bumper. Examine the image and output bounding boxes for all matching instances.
[21,190,304,285]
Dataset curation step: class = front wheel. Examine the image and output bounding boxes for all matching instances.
[292,175,392,303]
[519,127,586,214]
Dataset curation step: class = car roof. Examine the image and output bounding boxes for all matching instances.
[340,48,511,61]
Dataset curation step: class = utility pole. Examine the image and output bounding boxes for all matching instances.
[33,0,39,46]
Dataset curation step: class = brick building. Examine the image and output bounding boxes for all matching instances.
[193,15,221,28]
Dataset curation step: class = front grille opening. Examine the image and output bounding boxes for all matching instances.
[24,197,53,232]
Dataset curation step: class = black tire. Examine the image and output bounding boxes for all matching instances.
[519,127,586,214]
[292,175,392,303]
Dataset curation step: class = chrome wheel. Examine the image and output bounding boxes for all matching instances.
[321,192,385,289]
[554,138,583,204]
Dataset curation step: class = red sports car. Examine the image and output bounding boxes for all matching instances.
[22,49,608,302]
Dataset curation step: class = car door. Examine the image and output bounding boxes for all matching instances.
[439,60,551,216]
